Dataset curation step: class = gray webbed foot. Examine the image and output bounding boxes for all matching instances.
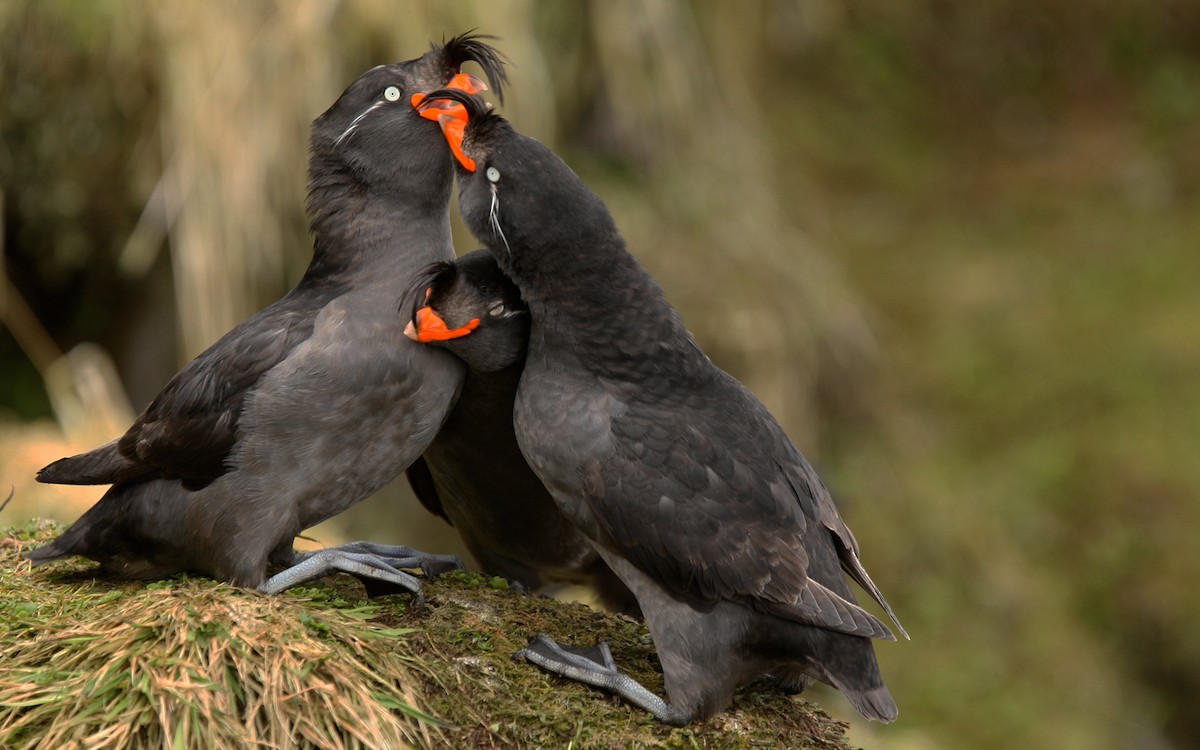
[303,541,464,579]
[258,542,462,604]
[515,633,691,726]
[258,549,424,604]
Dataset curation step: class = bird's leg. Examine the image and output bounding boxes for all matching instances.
[258,549,426,605]
[766,668,814,696]
[515,633,692,726]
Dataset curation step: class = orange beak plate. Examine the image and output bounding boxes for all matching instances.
[405,306,480,342]
[411,72,483,172]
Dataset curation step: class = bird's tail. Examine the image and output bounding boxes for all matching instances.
[25,488,121,566]
[27,484,197,583]
[25,519,90,566]
[779,623,899,722]
[26,538,69,565]
[821,635,899,722]
[839,682,899,723]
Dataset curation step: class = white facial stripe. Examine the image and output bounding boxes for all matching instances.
[489,183,510,256]
[335,100,385,147]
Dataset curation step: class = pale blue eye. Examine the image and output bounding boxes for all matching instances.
[486,166,500,183]
[383,86,401,102]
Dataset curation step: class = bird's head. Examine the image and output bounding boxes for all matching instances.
[309,33,507,203]
[403,249,528,372]
[413,88,616,274]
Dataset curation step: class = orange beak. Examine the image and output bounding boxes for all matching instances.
[404,306,480,343]
[411,72,483,172]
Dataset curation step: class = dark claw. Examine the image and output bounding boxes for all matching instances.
[420,557,465,578]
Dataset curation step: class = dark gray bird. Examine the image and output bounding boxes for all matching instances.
[27,35,508,599]
[416,89,907,724]
[400,250,638,615]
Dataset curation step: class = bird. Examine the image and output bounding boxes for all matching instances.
[400,249,638,615]
[415,88,907,724]
[27,35,508,601]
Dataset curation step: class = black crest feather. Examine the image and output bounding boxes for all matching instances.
[440,32,509,104]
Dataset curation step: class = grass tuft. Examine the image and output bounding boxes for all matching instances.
[0,524,439,750]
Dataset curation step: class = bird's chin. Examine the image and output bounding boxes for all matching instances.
[457,198,490,240]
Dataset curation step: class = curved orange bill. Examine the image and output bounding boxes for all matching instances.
[436,114,475,171]
[411,72,483,172]
[404,306,480,343]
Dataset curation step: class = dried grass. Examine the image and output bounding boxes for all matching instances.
[0,523,440,750]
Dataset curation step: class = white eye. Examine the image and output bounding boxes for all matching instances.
[488,302,506,317]
[383,86,401,102]
[486,166,500,183]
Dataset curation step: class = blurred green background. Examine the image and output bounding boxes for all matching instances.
[2,1,1197,748]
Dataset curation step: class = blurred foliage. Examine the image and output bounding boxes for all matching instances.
[2,1,1199,749]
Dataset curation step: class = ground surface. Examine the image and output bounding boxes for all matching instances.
[0,521,853,750]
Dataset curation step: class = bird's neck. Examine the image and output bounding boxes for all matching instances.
[306,174,455,285]
[500,235,701,373]
[459,364,522,412]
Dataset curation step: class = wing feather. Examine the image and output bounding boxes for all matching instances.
[584,369,901,640]
[37,283,340,489]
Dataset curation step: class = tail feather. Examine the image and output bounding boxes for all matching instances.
[772,621,900,723]
[24,535,73,564]
[810,632,899,723]
[25,485,192,581]
[26,503,103,566]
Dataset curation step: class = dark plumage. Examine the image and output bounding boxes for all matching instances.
[28,35,508,598]
[401,249,637,614]
[418,89,906,724]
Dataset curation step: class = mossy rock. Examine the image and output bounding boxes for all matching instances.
[0,520,851,749]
